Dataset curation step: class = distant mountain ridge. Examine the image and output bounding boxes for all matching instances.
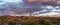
[35,12,60,17]
[0,12,59,17]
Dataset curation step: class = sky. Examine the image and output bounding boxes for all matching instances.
[0,0,22,8]
[0,0,60,15]
[2,0,22,3]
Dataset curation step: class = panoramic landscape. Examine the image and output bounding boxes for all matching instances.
[0,0,60,25]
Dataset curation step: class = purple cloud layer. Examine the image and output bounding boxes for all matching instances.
[0,0,60,15]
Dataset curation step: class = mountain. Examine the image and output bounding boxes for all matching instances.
[35,12,60,17]
[1,12,60,17]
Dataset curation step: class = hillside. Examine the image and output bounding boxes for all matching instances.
[0,15,60,25]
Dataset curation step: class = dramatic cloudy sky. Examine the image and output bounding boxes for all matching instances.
[0,0,60,15]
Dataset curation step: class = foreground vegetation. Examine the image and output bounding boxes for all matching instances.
[0,15,60,25]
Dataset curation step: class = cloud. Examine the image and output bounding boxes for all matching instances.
[24,0,60,6]
[0,0,60,15]
[2,0,22,3]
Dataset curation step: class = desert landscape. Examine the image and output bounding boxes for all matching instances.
[0,15,60,25]
[0,0,60,25]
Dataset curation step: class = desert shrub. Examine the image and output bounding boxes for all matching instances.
[38,19,52,25]
[25,20,34,25]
